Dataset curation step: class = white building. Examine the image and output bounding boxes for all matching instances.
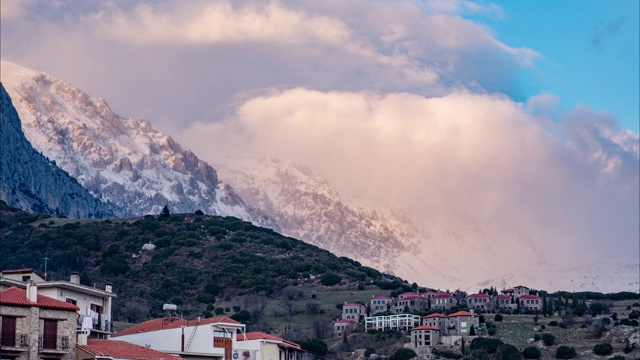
[236,332,305,360]
[364,314,421,332]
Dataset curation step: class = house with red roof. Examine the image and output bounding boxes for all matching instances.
[111,316,245,359]
[0,284,79,360]
[370,295,392,315]
[513,285,530,298]
[410,325,440,348]
[467,293,492,311]
[421,313,446,333]
[236,332,304,360]
[518,294,542,312]
[393,295,429,313]
[342,302,366,322]
[1,268,117,337]
[432,293,456,310]
[495,295,515,311]
[445,311,479,336]
[77,339,176,360]
[333,319,358,338]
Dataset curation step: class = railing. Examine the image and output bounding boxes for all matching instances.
[38,335,71,351]
[0,332,29,348]
[77,319,113,333]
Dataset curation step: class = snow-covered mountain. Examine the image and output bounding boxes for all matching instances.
[468,262,640,293]
[0,61,275,227]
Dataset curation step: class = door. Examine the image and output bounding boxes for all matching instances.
[1,317,16,347]
[43,320,57,349]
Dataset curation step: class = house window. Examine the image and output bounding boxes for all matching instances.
[22,275,31,282]
[66,298,77,305]
[43,320,58,349]
[1,316,17,347]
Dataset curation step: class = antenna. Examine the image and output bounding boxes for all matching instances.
[43,257,50,280]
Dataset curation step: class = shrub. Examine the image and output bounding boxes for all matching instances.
[498,344,521,360]
[629,310,640,319]
[556,346,576,359]
[620,318,631,326]
[601,317,611,325]
[559,322,567,329]
[364,348,375,358]
[522,346,541,359]
[488,327,497,335]
[320,272,342,286]
[609,356,625,360]
[214,307,224,315]
[298,339,328,357]
[549,320,559,326]
[495,313,504,322]
[631,319,639,326]
[470,337,504,354]
[231,309,250,322]
[388,348,417,360]
[195,293,215,304]
[542,333,555,346]
[623,342,633,353]
[593,343,613,355]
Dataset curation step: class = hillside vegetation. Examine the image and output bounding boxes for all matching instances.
[0,201,404,325]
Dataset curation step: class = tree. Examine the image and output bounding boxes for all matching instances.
[593,343,613,355]
[522,346,541,359]
[298,339,328,358]
[320,273,342,286]
[495,313,504,322]
[534,315,539,324]
[160,205,170,217]
[556,346,576,359]
[498,344,521,360]
[470,325,476,335]
[542,333,555,346]
[542,295,548,316]
[461,337,466,356]
[389,348,417,360]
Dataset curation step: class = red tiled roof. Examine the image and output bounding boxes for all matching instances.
[402,295,427,301]
[335,319,358,324]
[497,295,511,300]
[78,339,175,360]
[519,295,540,300]
[237,332,302,350]
[434,294,452,299]
[372,295,391,300]
[344,303,366,307]
[502,288,514,292]
[411,325,440,331]
[468,293,490,298]
[0,287,79,311]
[448,311,477,318]
[112,316,240,337]
[423,313,445,318]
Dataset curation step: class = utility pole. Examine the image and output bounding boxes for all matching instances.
[43,257,50,280]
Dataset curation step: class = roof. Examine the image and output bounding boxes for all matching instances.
[335,319,358,324]
[468,293,490,298]
[434,293,452,299]
[372,295,391,300]
[411,325,440,331]
[502,288,514,292]
[399,292,420,296]
[78,339,175,360]
[112,316,241,337]
[1,268,46,280]
[237,332,303,350]
[519,295,540,300]
[423,313,445,318]
[401,295,427,301]
[0,287,79,311]
[343,302,366,307]
[448,311,477,318]
[514,285,529,289]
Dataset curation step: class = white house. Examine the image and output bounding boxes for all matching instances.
[236,332,305,360]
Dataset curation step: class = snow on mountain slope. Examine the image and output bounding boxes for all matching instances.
[468,262,640,293]
[0,61,274,226]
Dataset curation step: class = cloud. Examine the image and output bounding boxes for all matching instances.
[177,88,639,272]
[0,0,34,19]
[592,15,627,51]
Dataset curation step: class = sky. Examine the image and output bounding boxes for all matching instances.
[1,0,639,274]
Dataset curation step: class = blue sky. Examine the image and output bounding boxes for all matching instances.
[480,0,639,132]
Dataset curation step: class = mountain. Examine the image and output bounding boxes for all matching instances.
[0,61,274,227]
[0,83,113,218]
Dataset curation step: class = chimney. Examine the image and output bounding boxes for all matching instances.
[105,283,112,293]
[26,280,38,302]
[70,272,80,284]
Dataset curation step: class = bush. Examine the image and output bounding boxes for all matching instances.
[471,337,504,354]
[388,348,417,360]
[214,307,224,315]
[522,346,541,359]
[558,322,567,329]
[498,344,521,360]
[593,343,613,355]
[495,313,504,322]
[298,339,328,357]
[320,272,342,286]
[542,333,555,346]
[620,318,631,326]
[601,317,611,325]
[549,320,559,326]
[231,309,250,322]
[623,342,633,353]
[609,356,625,360]
[631,319,639,327]
[488,327,497,336]
[556,346,576,359]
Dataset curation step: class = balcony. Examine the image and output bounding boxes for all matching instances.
[38,335,71,354]
[0,332,29,351]
[77,317,113,333]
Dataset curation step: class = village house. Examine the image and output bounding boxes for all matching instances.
[467,293,492,311]
[513,285,530,297]
[421,313,446,333]
[501,288,515,297]
[445,311,478,336]
[432,293,456,310]
[495,295,515,311]
[341,302,366,322]
[519,294,542,312]
[393,295,429,314]
[333,319,357,338]
[76,339,175,360]
[1,269,117,338]
[0,284,79,360]
[370,295,392,315]
[111,315,245,359]
[364,314,421,332]
[236,331,305,360]
[410,325,440,348]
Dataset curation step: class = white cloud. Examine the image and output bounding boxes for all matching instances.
[0,0,33,19]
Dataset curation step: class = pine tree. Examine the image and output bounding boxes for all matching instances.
[160,204,171,217]
[461,338,466,356]
[542,295,548,317]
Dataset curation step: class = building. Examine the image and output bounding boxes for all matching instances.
[364,314,421,332]
[501,288,515,297]
[421,313,446,333]
[513,286,530,298]
[410,325,440,348]
[495,295,515,311]
[333,319,357,338]
[111,316,245,359]
[76,339,176,360]
[1,269,117,337]
[0,284,79,360]
[342,302,366,322]
[393,295,429,313]
[519,295,542,312]
[370,295,392,315]
[432,293,456,310]
[236,331,305,360]
[467,293,492,311]
[445,311,478,336]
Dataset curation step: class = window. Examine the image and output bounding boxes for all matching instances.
[66,298,77,305]
[22,275,31,282]
[1,316,17,347]
[43,320,58,349]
